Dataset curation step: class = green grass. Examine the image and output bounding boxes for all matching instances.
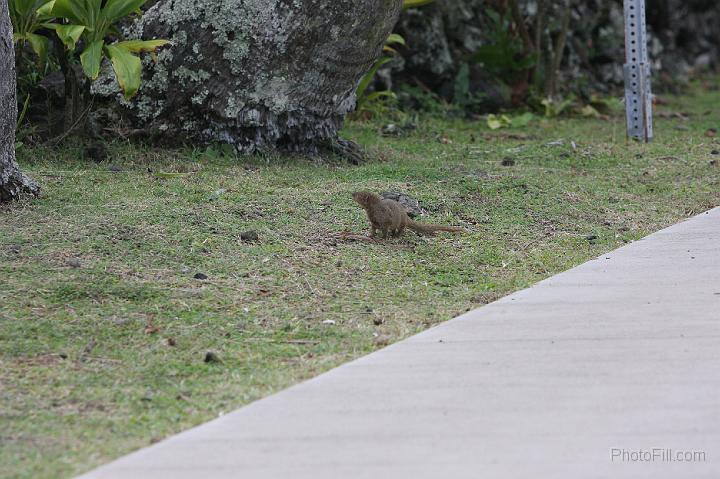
[2,84,720,478]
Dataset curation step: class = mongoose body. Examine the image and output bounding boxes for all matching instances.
[352,191,463,238]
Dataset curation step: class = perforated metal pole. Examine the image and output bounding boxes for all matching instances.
[624,0,653,142]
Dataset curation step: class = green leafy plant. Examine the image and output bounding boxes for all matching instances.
[452,63,487,112]
[540,95,575,118]
[49,0,169,99]
[470,9,535,77]
[355,33,405,113]
[9,0,56,66]
[353,0,435,117]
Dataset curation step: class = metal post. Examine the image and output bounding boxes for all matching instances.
[623,0,653,142]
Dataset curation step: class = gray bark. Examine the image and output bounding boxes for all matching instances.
[1,0,38,202]
[96,0,403,156]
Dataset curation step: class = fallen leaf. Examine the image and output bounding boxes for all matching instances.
[144,325,159,334]
[65,258,82,268]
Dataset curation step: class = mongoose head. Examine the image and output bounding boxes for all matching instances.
[352,191,381,209]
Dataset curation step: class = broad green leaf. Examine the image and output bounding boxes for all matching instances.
[487,114,512,130]
[356,56,393,101]
[87,0,102,29]
[25,32,49,65]
[115,39,170,53]
[51,0,91,24]
[363,91,397,103]
[511,112,535,128]
[47,24,85,50]
[581,105,602,118]
[17,93,31,129]
[80,40,104,79]
[403,0,435,8]
[10,0,54,35]
[385,33,405,47]
[106,43,142,99]
[102,0,145,22]
[11,0,36,18]
[36,0,55,18]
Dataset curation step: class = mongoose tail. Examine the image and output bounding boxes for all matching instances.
[407,220,464,235]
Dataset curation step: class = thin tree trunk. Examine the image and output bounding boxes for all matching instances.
[544,0,572,98]
[0,0,38,202]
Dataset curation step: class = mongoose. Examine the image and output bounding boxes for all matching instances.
[352,191,464,238]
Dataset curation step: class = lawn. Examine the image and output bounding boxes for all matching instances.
[1,84,719,478]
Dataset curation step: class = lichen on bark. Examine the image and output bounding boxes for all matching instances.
[97,0,403,155]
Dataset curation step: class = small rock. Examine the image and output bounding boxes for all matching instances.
[65,258,82,268]
[381,191,425,218]
[83,142,108,162]
[240,231,259,242]
[204,351,220,363]
[194,272,208,280]
[322,319,336,325]
[704,128,717,138]
[108,165,123,172]
[381,124,401,136]
[209,189,226,201]
[501,157,515,167]
[674,125,690,131]
[373,317,384,326]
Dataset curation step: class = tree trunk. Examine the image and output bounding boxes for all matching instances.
[0,0,38,202]
[96,0,403,157]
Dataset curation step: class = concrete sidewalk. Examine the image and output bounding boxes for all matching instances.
[79,209,720,479]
